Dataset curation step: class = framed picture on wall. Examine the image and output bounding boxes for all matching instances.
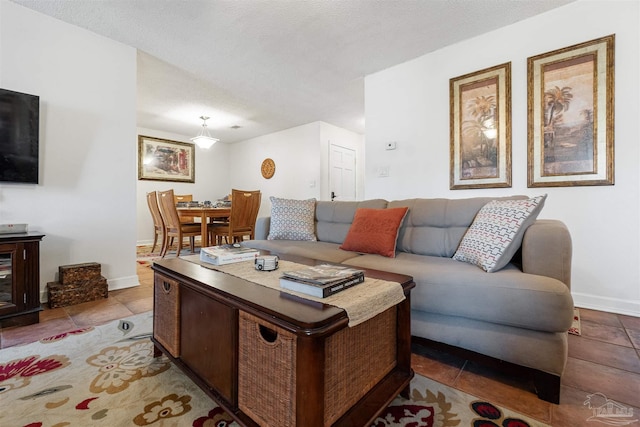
[449,62,512,189]
[527,34,615,187]
[138,135,195,183]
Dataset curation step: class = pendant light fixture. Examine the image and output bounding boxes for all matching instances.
[190,116,219,149]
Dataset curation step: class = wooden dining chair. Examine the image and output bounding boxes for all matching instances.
[210,189,261,245]
[173,194,195,223]
[158,189,205,257]
[146,191,165,253]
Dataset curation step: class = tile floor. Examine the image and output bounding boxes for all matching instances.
[1,261,639,426]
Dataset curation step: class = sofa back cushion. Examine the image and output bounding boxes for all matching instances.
[389,196,527,257]
[315,199,388,244]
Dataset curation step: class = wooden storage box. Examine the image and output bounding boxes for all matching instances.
[238,307,397,427]
[47,277,108,308]
[47,262,108,308]
[59,262,101,285]
[153,274,181,357]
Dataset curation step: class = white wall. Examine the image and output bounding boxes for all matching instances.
[0,1,138,296]
[364,0,640,316]
[136,127,230,244]
[228,121,364,219]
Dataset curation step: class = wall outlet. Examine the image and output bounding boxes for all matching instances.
[378,166,390,177]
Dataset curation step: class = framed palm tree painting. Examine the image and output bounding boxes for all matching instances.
[450,62,511,189]
[527,35,615,187]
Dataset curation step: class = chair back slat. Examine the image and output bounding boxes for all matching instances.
[147,191,164,232]
[158,189,183,231]
[229,189,261,232]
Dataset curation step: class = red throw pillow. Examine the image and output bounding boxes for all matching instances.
[340,207,409,258]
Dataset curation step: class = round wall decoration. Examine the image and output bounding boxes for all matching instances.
[261,158,276,179]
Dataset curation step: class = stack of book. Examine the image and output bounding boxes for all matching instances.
[200,244,259,265]
[279,264,365,298]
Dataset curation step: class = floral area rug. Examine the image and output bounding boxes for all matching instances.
[569,308,581,336]
[0,313,549,427]
[136,244,200,265]
[136,244,161,265]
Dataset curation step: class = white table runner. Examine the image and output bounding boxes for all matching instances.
[181,255,406,327]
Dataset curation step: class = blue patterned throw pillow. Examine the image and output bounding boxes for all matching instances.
[268,197,317,241]
[453,195,547,272]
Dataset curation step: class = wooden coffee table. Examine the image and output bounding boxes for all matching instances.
[151,254,414,427]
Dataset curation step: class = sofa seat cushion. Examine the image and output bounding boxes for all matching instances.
[341,252,573,333]
[242,240,361,264]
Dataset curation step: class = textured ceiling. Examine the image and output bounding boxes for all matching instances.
[11,0,574,143]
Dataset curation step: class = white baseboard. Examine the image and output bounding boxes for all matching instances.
[107,275,140,291]
[572,292,640,317]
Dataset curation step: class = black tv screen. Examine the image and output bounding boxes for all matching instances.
[0,88,39,184]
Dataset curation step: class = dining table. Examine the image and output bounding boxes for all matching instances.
[176,206,231,247]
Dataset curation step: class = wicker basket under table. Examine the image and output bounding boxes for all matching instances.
[238,307,397,427]
[153,274,181,357]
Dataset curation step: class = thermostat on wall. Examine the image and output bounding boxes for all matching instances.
[385,141,397,150]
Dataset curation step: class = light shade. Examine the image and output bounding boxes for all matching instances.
[190,116,219,149]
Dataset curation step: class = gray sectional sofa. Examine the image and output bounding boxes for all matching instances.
[243,196,574,403]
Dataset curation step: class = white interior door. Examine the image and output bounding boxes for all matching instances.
[329,144,356,201]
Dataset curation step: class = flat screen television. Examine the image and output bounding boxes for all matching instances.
[0,88,39,184]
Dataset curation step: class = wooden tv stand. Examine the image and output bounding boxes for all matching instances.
[0,232,44,328]
[151,256,414,427]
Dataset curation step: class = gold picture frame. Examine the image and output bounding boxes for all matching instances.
[527,34,615,187]
[450,62,512,189]
[138,135,195,183]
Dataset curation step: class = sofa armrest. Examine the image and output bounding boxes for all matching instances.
[254,217,270,240]
[521,219,572,288]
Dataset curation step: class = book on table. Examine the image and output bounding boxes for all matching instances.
[279,264,365,298]
[200,244,259,265]
[281,264,365,284]
[280,273,365,298]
